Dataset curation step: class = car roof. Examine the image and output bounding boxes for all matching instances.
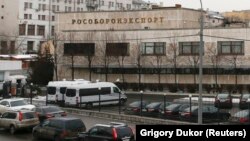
[0,98,24,102]
[94,122,127,128]
[49,117,81,121]
[36,105,60,108]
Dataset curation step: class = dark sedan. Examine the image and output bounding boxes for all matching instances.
[124,101,150,115]
[142,102,171,117]
[239,94,250,109]
[179,105,231,123]
[214,93,232,109]
[161,103,190,119]
[32,106,67,121]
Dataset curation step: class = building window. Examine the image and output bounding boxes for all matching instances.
[68,7,71,12]
[141,42,166,55]
[179,42,200,55]
[19,24,26,35]
[127,4,131,10]
[218,41,244,55]
[42,15,46,20]
[52,5,56,11]
[29,3,32,9]
[28,25,35,35]
[51,26,55,36]
[42,4,46,11]
[106,43,129,56]
[57,5,59,11]
[27,41,34,51]
[24,14,28,19]
[37,25,45,36]
[52,16,55,21]
[64,43,95,56]
[10,41,15,54]
[29,14,32,19]
[2,5,4,8]
[101,0,104,6]
[1,16,3,19]
[0,41,7,54]
[24,2,28,9]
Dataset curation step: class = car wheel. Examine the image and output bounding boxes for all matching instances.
[10,125,16,135]
[86,103,93,109]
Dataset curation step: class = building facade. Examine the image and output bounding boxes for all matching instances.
[0,0,149,54]
[55,8,250,92]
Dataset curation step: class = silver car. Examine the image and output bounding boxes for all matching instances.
[0,110,39,134]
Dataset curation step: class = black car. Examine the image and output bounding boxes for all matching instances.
[239,94,250,109]
[32,117,86,141]
[78,122,135,141]
[179,105,231,122]
[124,101,150,115]
[143,102,171,117]
[214,93,233,109]
[161,103,190,119]
[32,106,67,121]
[231,110,250,124]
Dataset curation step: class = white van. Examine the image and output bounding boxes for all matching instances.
[64,82,127,108]
[47,80,89,104]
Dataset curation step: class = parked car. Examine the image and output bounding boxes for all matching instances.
[0,110,39,134]
[0,104,10,115]
[124,101,150,115]
[32,117,86,141]
[239,94,250,109]
[143,102,171,117]
[161,103,190,119]
[214,93,233,109]
[231,110,250,124]
[0,98,35,111]
[179,105,231,122]
[78,122,135,141]
[32,106,67,121]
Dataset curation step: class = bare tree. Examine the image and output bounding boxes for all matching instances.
[69,32,75,80]
[187,56,199,90]
[166,39,179,91]
[154,54,164,91]
[206,43,223,91]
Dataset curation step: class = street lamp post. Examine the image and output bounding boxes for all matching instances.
[116,79,121,114]
[98,87,101,112]
[163,94,166,114]
[198,0,204,125]
[189,94,192,121]
[30,83,33,104]
[140,90,143,117]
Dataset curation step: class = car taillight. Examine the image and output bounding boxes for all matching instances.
[165,110,172,115]
[148,108,155,112]
[19,112,23,121]
[46,114,54,118]
[61,112,67,116]
[60,130,69,138]
[133,108,139,112]
[112,128,118,141]
[182,112,191,117]
[239,118,249,123]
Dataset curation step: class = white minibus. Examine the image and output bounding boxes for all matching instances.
[47,80,89,104]
[64,82,127,108]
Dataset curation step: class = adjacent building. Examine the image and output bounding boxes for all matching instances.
[0,0,150,55]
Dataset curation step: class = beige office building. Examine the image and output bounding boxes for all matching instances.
[55,8,250,92]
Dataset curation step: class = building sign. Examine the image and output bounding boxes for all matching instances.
[72,17,164,25]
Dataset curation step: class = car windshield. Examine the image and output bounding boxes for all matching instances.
[129,101,142,107]
[233,110,250,118]
[184,106,198,112]
[146,102,161,108]
[10,100,27,107]
[165,104,180,110]
[23,112,36,119]
[217,94,229,99]
[66,119,85,130]
[242,94,250,99]
[43,106,62,113]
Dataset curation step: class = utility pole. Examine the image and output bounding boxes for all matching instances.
[48,0,51,40]
[198,0,204,125]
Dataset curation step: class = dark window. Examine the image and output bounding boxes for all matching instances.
[179,42,200,55]
[49,120,64,128]
[218,41,244,55]
[1,16,3,19]
[27,25,35,35]
[47,87,56,95]
[79,88,98,96]
[52,16,55,21]
[1,5,4,8]
[27,41,34,51]
[10,41,15,54]
[66,89,76,97]
[117,127,133,138]
[19,24,26,35]
[1,112,16,119]
[24,14,28,19]
[64,43,95,56]
[60,87,66,94]
[42,15,45,20]
[100,87,111,94]
[65,119,85,130]
[141,42,165,55]
[37,25,45,36]
[0,41,7,54]
[23,112,36,119]
[106,43,129,56]
[51,26,55,36]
